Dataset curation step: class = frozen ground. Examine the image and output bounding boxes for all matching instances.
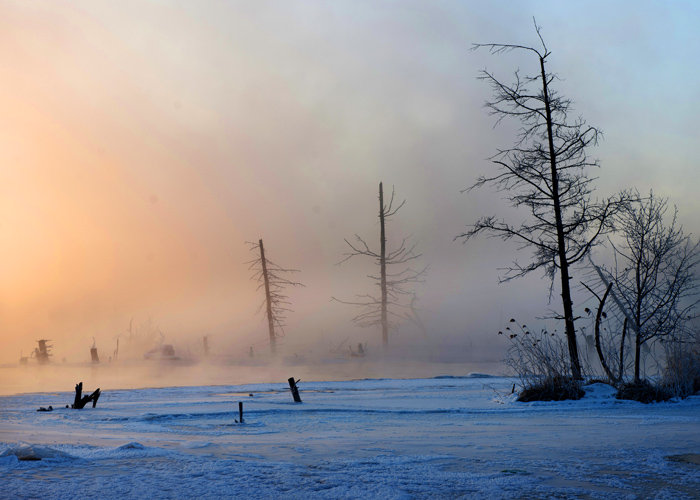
[1,376,699,499]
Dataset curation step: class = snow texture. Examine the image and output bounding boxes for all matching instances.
[1,376,699,499]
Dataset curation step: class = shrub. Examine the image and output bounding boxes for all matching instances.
[517,376,584,402]
[616,380,673,403]
[502,320,584,402]
[661,343,700,398]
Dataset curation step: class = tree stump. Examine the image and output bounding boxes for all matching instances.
[71,382,101,409]
[288,377,302,403]
[73,382,83,408]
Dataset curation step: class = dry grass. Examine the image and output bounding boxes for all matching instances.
[502,320,584,402]
[660,342,700,398]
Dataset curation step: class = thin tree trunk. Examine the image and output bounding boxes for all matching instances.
[634,233,644,383]
[539,56,581,380]
[594,283,617,383]
[379,182,388,349]
[619,318,627,382]
[634,337,641,382]
[589,257,640,339]
[259,239,276,354]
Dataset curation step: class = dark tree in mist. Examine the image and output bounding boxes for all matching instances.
[335,182,425,349]
[248,239,303,354]
[605,192,699,382]
[458,21,627,379]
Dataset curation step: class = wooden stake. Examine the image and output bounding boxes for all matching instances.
[238,401,244,423]
[287,377,302,403]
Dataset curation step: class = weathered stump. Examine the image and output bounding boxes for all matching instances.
[90,388,101,408]
[288,377,302,403]
[73,382,83,408]
[71,382,101,409]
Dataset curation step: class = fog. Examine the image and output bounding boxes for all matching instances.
[1,2,699,392]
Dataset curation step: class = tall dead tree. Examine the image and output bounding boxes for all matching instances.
[458,21,627,379]
[335,182,425,348]
[248,239,303,354]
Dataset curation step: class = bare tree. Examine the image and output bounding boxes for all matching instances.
[248,239,303,354]
[334,182,425,348]
[458,21,626,379]
[605,191,699,382]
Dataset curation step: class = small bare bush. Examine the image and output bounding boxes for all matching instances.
[501,319,584,401]
[661,335,700,398]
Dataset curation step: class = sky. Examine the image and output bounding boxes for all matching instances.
[1,1,699,366]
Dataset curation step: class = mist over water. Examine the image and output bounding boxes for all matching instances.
[3,299,510,396]
[0,353,502,397]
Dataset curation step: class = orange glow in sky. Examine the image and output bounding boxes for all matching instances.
[1,1,698,365]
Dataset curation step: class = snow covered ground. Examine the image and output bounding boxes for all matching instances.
[1,376,699,499]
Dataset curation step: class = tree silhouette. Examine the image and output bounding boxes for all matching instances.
[247,239,303,354]
[605,192,699,382]
[459,20,628,379]
[334,182,425,349]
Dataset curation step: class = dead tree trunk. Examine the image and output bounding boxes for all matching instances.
[259,239,276,354]
[90,389,101,408]
[379,182,388,349]
[335,183,423,348]
[539,56,581,380]
[287,377,302,403]
[463,28,628,384]
[248,240,303,355]
[72,382,101,409]
[73,382,83,409]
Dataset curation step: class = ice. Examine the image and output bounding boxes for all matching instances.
[0,443,74,461]
[1,376,699,498]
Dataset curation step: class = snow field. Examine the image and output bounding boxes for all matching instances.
[1,376,699,499]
